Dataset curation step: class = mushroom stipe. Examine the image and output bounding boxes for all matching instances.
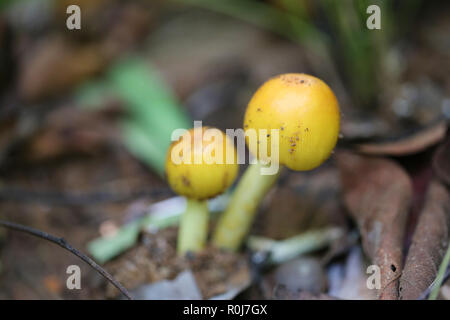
[212,73,340,251]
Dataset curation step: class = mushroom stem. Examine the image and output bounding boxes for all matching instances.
[247,227,344,265]
[177,198,209,254]
[212,161,282,251]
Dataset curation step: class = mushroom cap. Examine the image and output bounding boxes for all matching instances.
[244,73,340,171]
[165,127,238,200]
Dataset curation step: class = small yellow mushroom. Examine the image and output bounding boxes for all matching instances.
[244,73,340,171]
[166,126,238,254]
[213,73,340,251]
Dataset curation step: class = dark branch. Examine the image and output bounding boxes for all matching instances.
[0,220,132,300]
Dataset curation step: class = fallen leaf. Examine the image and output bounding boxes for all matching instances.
[337,151,413,299]
[433,131,450,185]
[356,120,447,156]
[106,228,250,299]
[27,105,120,161]
[18,37,106,102]
[399,179,450,299]
[190,248,251,299]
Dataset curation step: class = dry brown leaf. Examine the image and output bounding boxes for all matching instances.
[27,105,120,161]
[399,179,450,299]
[433,131,450,186]
[337,151,413,300]
[106,228,250,299]
[18,37,106,102]
[356,120,447,156]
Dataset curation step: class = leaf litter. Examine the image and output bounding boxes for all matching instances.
[337,151,413,299]
[399,179,450,299]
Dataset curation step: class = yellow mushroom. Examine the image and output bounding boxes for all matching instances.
[213,73,340,251]
[244,73,340,170]
[166,126,238,254]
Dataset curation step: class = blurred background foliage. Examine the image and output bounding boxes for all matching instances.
[0,0,450,299]
[1,0,448,175]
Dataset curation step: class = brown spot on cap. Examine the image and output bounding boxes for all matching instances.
[182,176,191,187]
[222,171,229,189]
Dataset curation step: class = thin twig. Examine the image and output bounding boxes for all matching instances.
[0,220,133,300]
[428,257,450,300]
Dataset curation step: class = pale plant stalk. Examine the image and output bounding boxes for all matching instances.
[429,243,450,300]
[177,199,209,254]
[212,162,281,251]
